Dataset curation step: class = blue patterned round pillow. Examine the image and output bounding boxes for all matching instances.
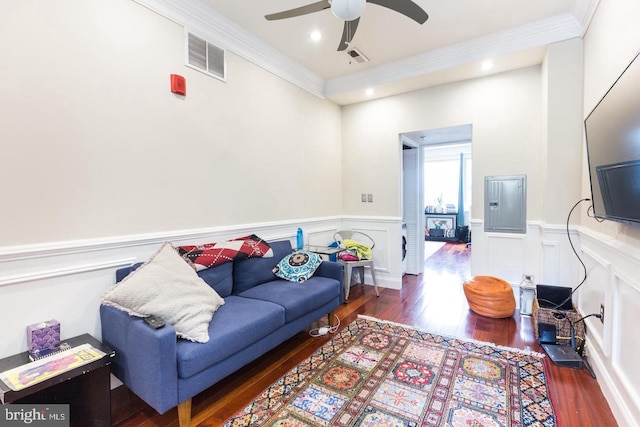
[273,250,322,283]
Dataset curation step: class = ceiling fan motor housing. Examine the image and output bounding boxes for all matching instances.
[266,0,428,52]
[331,0,367,21]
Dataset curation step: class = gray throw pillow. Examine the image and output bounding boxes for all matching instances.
[102,242,225,343]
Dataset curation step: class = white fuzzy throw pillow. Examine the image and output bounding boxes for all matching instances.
[102,242,225,343]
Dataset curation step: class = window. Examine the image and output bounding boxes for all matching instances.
[423,143,472,217]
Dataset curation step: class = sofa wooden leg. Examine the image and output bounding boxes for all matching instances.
[328,311,336,327]
[177,399,192,427]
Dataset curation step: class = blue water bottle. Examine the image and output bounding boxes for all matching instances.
[296,228,304,250]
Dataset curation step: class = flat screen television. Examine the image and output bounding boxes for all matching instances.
[585,51,640,226]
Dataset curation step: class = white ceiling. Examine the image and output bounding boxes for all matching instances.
[142,0,597,104]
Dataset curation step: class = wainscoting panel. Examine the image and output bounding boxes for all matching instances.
[577,246,610,356]
[539,224,583,288]
[611,272,640,418]
[341,217,403,290]
[0,217,343,359]
[486,234,526,283]
[578,226,640,427]
[541,240,560,285]
[470,221,557,287]
[0,216,406,359]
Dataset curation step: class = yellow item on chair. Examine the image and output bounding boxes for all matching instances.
[334,230,380,301]
[341,239,372,260]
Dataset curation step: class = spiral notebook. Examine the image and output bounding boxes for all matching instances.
[28,342,71,362]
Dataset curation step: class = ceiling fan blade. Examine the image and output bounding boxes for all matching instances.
[367,0,428,24]
[337,18,361,51]
[265,0,331,21]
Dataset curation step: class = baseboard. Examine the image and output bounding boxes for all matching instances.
[587,328,639,426]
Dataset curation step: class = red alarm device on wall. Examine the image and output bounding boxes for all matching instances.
[170,74,186,96]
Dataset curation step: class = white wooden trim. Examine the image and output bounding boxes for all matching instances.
[0,259,135,288]
[133,0,585,100]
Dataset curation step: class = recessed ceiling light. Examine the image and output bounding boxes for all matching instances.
[481,60,494,71]
[310,31,322,42]
[365,88,375,96]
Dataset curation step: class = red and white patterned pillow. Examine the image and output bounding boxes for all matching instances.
[177,234,273,271]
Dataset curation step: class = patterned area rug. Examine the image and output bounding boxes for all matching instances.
[223,316,557,427]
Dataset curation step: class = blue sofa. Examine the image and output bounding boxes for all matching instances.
[100,240,343,427]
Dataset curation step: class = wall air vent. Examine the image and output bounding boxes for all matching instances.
[345,47,369,64]
[186,32,226,81]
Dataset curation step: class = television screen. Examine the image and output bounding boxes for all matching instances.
[585,51,640,225]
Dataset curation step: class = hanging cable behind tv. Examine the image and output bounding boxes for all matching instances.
[535,198,591,311]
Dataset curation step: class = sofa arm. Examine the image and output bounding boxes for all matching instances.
[100,305,179,414]
[316,261,344,303]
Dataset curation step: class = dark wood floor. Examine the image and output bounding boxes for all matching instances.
[112,243,617,426]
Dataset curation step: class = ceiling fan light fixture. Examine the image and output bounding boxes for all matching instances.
[481,59,494,71]
[309,30,322,42]
[330,0,366,21]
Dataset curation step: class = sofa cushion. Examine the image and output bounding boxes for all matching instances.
[102,242,225,343]
[176,296,285,378]
[273,250,322,283]
[197,262,233,298]
[117,260,233,298]
[233,240,293,294]
[237,276,341,323]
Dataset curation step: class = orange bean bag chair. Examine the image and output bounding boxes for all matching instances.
[463,276,515,318]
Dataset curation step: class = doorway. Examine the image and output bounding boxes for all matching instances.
[401,124,473,277]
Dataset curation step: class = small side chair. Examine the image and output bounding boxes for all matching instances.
[334,230,380,301]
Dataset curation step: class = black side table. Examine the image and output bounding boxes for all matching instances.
[0,334,115,427]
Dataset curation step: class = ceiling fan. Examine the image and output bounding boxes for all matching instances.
[265,0,429,51]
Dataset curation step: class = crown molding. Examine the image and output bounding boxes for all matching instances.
[132,0,325,98]
[324,13,583,97]
[571,0,601,35]
[133,0,585,102]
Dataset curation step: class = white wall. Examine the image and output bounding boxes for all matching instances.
[542,38,585,225]
[579,0,640,425]
[342,66,547,283]
[0,0,342,358]
[342,66,545,221]
[0,0,342,246]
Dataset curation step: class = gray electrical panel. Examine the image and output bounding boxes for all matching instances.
[484,175,526,233]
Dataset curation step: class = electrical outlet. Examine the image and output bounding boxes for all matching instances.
[367,193,373,202]
[361,193,367,202]
[600,303,605,323]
